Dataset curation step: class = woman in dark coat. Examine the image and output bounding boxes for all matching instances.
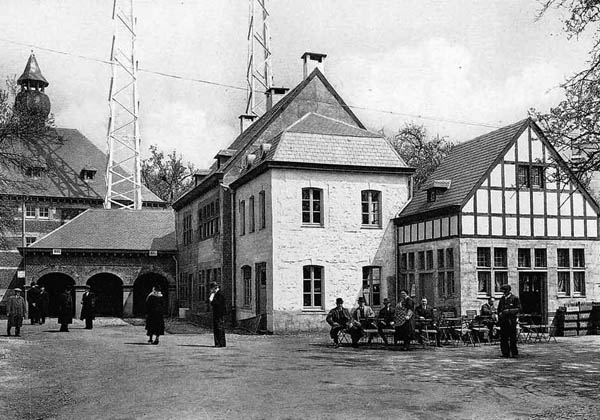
[145,286,165,345]
[80,286,96,329]
[58,287,73,332]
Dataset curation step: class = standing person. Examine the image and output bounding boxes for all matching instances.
[326,297,353,348]
[209,282,227,348]
[38,286,49,325]
[58,287,73,332]
[6,288,26,337]
[145,286,165,345]
[80,286,96,330]
[27,281,41,325]
[394,289,414,350]
[497,284,521,358]
[376,297,395,346]
[351,296,375,348]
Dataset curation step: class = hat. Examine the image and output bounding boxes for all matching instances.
[357,297,366,303]
[501,284,511,291]
[383,298,390,304]
[335,297,344,304]
[14,288,22,292]
[209,282,219,289]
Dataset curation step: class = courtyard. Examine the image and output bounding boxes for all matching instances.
[1,319,599,420]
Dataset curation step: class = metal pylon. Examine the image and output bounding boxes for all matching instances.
[105,0,142,209]
[245,0,273,117]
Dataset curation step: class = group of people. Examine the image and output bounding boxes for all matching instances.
[6,282,97,336]
[326,284,521,358]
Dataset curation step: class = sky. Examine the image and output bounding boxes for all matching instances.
[0,0,593,170]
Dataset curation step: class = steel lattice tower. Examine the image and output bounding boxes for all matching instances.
[105,0,142,209]
[245,0,273,117]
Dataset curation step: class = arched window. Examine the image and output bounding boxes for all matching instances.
[242,265,252,307]
[361,190,381,227]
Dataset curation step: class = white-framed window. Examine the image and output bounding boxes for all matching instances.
[303,265,323,308]
[362,266,381,307]
[242,265,252,307]
[240,200,246,235]
[38,207,49,219]
[478,247,507,297]
[558,248,586,297]
[361,190,381,227]
[25,206,36,218]
[198,199,219,241]
[182,212,193,245]
[301,188,322,225]
[25,237,36,246]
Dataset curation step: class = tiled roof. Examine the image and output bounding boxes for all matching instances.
[398,119,529,219]
[269,113,406,168]
[0,128,162,203]
[28,209,176,251]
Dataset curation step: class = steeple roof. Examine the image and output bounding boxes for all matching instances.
[17,53,49,88]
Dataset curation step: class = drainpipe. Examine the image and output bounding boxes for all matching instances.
[172,255,179,318]
[231,187,237,325]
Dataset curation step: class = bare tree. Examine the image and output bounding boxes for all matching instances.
[388,123,454,190]
[141,145,195,205]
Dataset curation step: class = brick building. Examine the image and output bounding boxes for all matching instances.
[395,118,600,324]
[0,54,165,312]
[173,55,414,332]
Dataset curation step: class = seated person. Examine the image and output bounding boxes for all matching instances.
[375,297,395,346]
[479,297,498,339]
[326,297,353,348]
[394,289,414,350]
[414,297,440,346]
[350,297,376,348]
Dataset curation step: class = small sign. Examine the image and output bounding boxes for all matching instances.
[17,270,25,279]
[52,249,62,255]
[149,250,158,257]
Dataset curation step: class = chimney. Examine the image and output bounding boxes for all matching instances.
[302,52,327,79]
[239,114,257,134]
[266,87,290,111]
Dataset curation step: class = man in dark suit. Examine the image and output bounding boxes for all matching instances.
[209,281,227,347]
[375,297,395,346]
[80,286,96,329]
[326,297,353,348]
[497,284,521,358]
[414,297,440,346]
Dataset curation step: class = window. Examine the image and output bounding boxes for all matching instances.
[494,272,508,293]
[425,250,433,270]
[198,271,206,302]
[427,190,437,203]
[408,252,415,270]
[362,267,381,306]
[302,188,322,225]
[249,196,255,233]
[531,166,545,188]
[303,266,323,308]
[38,207,49,219]
[517,248,531,268]
[198,199,220,240]
[494,248,507,267]
[25,206,36,218]
[446,271,455,295]
[446,248,454,268]
[240,200,246,235]
[534,249,547,268]
[573,272,586,295]
[400,253,408,270]
[418,251,425,270]
[25,237,36,246]
[558,272,570,294]
[242,266,252,307]
[182,213,193,245]
[573,249,585,268]
[26,166,43,179]
[518,165,530,188]
[477,247,491,267]
[361,190,381,226]
[259,191,266,229]
[557,249,570,268]
[478,271,491,294]
[437,249,444,269]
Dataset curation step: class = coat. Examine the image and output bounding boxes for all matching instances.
[80,291,96,320]
[377,305,395,324]
[497,294,521,327]
[210,290,227,321]
[39,291,49,317]
[145,293,165,335]
[7,295,26,328]
[326,306,352,328]
[57,291,73,325]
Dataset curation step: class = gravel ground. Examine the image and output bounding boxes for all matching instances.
[1,318,599,420]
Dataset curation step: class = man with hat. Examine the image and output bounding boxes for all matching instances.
[326,297,352,348]
[6,288,26,337]
[80,285,96,330]
[376,297,395,346]
[497,284,521,358]
[351,296,376,348]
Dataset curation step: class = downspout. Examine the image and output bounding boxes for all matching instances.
[394,175,414,303]
[172,255,179,318]
[231,187,237,326]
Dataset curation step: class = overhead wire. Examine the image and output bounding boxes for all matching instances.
[0,37,501,129]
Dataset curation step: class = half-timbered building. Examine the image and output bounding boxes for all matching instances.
[395,118,600,324]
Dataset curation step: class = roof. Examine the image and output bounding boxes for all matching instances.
[173,69,374,209]
[398,119,529,219]
[17,54,49,87]
[27,209,176,252]
[0,128,163,203]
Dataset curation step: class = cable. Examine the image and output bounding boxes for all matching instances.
[0,37,502,129]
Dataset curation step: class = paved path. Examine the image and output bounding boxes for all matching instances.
[1,319,599,420]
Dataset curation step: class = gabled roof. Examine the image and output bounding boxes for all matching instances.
[398,119,529,219]
[26,209,176,252]
[173,68,365,209]
[0,128,163,203]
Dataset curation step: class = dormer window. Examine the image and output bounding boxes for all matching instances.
[427,190,437,203]
[426,180,451,203]
[26,166,43,179]
[80,169,97,181]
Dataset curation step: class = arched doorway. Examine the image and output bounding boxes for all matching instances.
[37,273,76,317]
[88,273,123,317]
[133,273,169,317]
